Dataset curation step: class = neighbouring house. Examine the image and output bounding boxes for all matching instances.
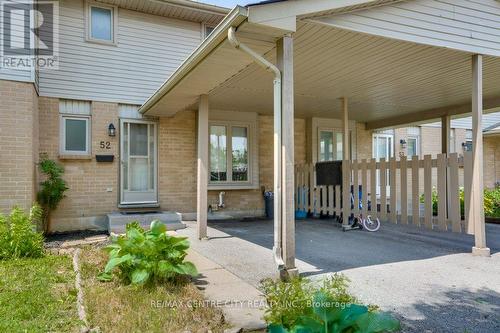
[1,0,498,274]
[368,112,500,189]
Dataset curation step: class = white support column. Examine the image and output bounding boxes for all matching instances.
[471,55,490,256]
[277,34,297,276]
[197,95,209,240]
[442,115,450,219]
[342,97,350,226]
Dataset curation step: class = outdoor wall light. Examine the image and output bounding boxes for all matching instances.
[108,123,116,137]
[400,139,407,149]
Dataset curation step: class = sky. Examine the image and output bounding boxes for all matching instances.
[194,0,249,8]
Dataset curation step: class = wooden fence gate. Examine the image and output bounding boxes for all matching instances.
[295,152,475,234]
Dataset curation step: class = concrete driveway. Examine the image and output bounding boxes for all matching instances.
[177,219,500,333]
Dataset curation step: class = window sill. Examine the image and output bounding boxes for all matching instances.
[208,183,259,191]
[85,37,118,47]
[58,154,92,160]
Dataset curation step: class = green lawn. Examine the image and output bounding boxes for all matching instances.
[0,255,80,332]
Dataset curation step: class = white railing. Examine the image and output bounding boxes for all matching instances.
[295,152,474,233]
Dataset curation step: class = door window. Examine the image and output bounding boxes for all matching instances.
[120,120,157,204]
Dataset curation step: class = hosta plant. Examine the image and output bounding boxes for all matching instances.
[98,220,197,285]
[268,291,400,333]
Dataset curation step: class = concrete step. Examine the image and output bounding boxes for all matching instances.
[107,211,185,234]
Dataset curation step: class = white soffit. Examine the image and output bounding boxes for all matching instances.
[308,0,500,57]
[206,21,500,123]
[144,21,278,116]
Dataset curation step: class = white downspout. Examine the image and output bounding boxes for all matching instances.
[228,27,285,270]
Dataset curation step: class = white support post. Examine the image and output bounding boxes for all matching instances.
[342,97,350,226]
[277,34,297,276]
[471,55,490,256]
[442,115,450,220]
[197,95,209,239]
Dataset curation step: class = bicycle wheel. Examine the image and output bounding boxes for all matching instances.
[363,216,380,232]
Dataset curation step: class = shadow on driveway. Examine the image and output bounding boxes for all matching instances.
[207,218,499,275]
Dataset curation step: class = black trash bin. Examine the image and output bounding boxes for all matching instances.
[264,191,274,219]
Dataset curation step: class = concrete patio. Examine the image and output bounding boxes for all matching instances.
[177,219,500,333]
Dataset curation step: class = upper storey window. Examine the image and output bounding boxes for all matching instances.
[86,2,117,44]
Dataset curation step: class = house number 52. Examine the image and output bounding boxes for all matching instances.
[100,141,111,149]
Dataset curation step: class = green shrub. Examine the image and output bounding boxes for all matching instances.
[98,220,198,285]
[261,276,314,328]
[484,186,500,218]
[37,154,68,233]
[261,274,398,333]
[420,187,500,218]
[262,274,400,333]
[0,206,45,260]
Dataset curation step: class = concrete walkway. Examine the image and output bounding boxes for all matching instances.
[178,219,500,333]
[186,249,267,331]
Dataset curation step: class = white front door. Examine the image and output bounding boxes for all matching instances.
[120,119,158,205]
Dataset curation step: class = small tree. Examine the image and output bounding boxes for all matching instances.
[37,154,68,233]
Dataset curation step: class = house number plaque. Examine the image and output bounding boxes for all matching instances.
[99,141,111,149]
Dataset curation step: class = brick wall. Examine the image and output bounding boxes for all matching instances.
[356,122,372,160]
[0,80,38,213]
[39,98,119,231]
[484,135,500,188]
[37,103,308,229]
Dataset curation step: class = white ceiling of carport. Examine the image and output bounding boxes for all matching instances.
[206,21,500,123]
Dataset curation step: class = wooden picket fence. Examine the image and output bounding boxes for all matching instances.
[294,152,474,233]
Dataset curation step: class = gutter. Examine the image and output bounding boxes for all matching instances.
[158,0,230,15]
[227,27,285,271]
[139,6,248,115]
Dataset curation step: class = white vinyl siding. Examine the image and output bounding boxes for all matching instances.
[313,0,500,57]
[0,3,34,82]
[38,0,202,105]
[59,99,91,115]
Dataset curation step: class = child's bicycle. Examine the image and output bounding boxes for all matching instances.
[338,191,380,232]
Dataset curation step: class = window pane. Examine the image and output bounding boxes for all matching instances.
[130,123,148,156]
[210,125,227,181]
[149,124,155,190]
[65,119,87,152]
[335,132,343,160]
[205,26,215,38]
[91,7,112,40]
[319,131,333,161]
[123,124,128,190]
[130,158,148,191]
[407,138,417,157]
[232,127,248,181]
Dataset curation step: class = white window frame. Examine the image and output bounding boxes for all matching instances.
[406,136,419,157]
[202,23,216,39]
[85,1,118,45]
[317,127,352,162]
[372,133,394,196]
[60,115,91,156]
[209,121,252,187]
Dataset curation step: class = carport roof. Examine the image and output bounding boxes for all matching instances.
[140,0,500,129]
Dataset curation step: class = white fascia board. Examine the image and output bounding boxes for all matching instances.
[139,6,248,115]
[247,0,378,30]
